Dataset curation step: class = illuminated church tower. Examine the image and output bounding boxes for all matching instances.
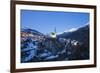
[50,27,57,38]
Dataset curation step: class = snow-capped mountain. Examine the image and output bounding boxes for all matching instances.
[58,25,89,41]
[21,28,44,36]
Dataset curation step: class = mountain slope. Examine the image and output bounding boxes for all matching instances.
[58,25,89,43]
[58,25,89,60]
[21,25,90,63]
[21,28,44,36]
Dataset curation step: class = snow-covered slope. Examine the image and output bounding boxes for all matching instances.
[21,25,89,63]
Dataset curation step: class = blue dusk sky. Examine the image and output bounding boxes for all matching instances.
[21,10,89,34]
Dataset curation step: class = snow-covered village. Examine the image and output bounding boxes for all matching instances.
[21,25,89,63]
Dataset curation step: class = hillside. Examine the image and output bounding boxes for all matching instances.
[21,25,90,63]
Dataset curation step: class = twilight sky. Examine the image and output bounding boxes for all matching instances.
[21,10,89,34]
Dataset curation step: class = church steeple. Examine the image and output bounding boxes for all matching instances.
[54,27,56,34]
